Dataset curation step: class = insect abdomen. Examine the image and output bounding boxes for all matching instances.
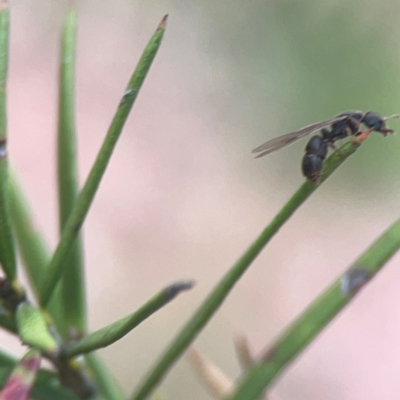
[302,135,328,182]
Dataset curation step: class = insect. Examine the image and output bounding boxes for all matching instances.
[252,111,399,182]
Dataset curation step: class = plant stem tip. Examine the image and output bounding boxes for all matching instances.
[164,280,196,300]
[159,15,169,29]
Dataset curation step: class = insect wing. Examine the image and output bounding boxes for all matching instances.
[251,115,347,158]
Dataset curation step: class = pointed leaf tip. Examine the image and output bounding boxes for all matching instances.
[164,280,196,300]
[159,15,168,29]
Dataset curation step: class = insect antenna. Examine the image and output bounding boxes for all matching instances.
[384,114,400,121]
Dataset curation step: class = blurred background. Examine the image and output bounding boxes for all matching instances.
[2,0,400,399]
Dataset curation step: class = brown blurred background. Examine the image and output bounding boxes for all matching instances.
[2,0,400,399]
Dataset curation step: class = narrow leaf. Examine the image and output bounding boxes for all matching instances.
[0,0,15,281]
[67,280,194,357]
[57,4,86,335]
[40,14,168,308]
[130,138,364,400]
[8,174,65,335]
[16,303,58,354]
[227,216,400,400]
[0,349,41,400]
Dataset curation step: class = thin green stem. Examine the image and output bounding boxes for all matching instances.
[39,15,168,308]
[0,1,15,281]
[66,281,194,357]
[57,6,86,335]
[227,215,400,400]
[130,139,361,400]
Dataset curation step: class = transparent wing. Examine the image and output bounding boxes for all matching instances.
[251,115,348,158]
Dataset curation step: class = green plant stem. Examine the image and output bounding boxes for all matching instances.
[0,1,15,281]
[66,280,195,357]
[130,139,362,400]
[57,6,86,336]
[227,215,400,400]
[39,15,168,308]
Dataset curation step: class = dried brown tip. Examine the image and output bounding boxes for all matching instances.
[159,14,169,29]
[187,347,233,399]
[234,335,254,371]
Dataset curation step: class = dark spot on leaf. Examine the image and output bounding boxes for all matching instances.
[164,280,196,300]
[341,266,371,296]
[0,139,6,158]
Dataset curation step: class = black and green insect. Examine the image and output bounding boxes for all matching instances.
[252,111,398,182]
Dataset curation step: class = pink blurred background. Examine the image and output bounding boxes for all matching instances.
[2,1,400,399]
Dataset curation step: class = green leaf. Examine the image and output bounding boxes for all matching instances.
[8,175,66,336]
[39,14,168,308]
[227,216,400,400]
[57,4,86,336]
[16,303,58,354]
[0,0,16,281]
[130,139,364,400]
[67,280,194,357]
